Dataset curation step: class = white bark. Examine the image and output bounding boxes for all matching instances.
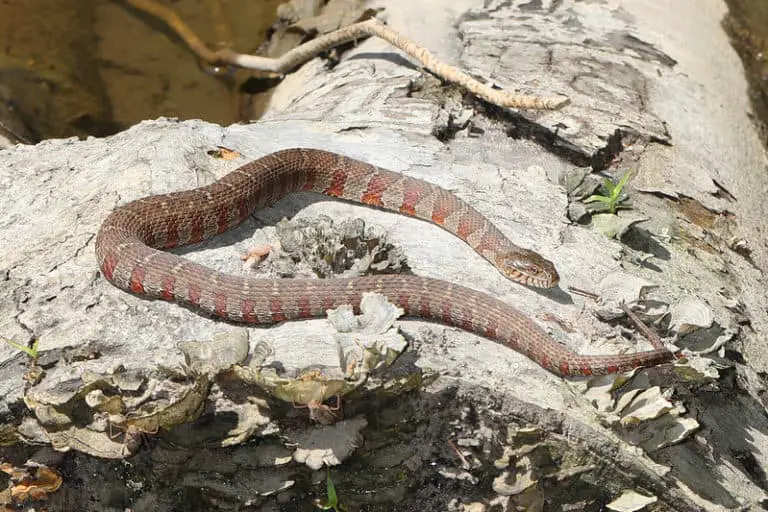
[0,0,766,510]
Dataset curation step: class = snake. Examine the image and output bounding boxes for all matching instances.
[95,148,674,377]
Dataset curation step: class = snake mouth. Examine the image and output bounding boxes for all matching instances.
[529,276,559,289]
[520,268,560,289]
[505,270,559,289]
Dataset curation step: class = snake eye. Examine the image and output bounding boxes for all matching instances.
[508,260,540,276]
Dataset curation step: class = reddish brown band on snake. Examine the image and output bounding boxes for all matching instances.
[95,148,674,377]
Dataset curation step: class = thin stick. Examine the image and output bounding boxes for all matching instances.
[619,302,666,351]
[566,285,667,351]
[567,286,600,301]
[124,0,570,110]
[126,0,220,63]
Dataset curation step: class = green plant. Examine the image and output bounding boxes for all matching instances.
[584,170,633,214]
[314,467,347,512]
[1,337,39,362]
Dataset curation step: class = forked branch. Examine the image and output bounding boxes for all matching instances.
[124,0,570,110]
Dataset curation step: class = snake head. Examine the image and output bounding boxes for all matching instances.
[499,251,560,288]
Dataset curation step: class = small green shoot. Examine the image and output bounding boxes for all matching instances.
[584,170,633,214]
[1,337,39,362]
[314,467,347,512]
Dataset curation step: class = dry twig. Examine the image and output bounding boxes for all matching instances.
[619,302,666,351]
[567,286,600,301]
[124,0,570,110]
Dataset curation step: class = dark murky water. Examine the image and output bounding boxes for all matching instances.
[1,1,768,146]
[98,0,284,131]
[0,0,282,142]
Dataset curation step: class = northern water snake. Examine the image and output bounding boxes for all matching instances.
[95,148,674,377]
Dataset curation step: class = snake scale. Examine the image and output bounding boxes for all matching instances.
[95,148,674,377]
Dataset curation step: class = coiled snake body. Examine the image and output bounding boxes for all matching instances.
[95,148,673,377]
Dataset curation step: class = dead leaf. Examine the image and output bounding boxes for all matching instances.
[207,146,241,160]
